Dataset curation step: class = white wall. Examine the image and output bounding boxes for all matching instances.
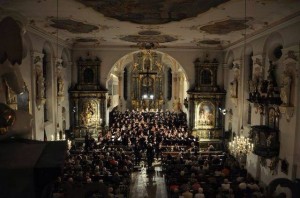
[225,18,300,184]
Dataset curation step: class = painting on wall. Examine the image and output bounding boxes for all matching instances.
[198,101,215,128]
[79,100,99,127]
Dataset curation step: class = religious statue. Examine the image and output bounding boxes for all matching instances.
[36,67,45,99]
[229,80,238,98]
[280,71,292,106]
[57,76,64,96]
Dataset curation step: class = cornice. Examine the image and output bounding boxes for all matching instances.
[27,25,72,49]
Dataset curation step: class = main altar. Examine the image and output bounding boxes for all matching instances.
[130,50,165,110]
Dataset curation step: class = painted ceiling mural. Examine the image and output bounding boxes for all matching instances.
[76,0,230,24]
[1,0,299,47]
[190,19,250,35]
[75,38,99,42]
[120,30,177,43]
[50,19,99,33]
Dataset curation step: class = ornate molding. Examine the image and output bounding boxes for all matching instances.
[251,55,264,81]
[55,58,65,99]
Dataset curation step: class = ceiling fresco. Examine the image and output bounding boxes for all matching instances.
[120,33,177,44]
[138,30,161,36]
[75,0,230,24]
[199,19,250,34]
[1,0,300,48]
[75,38,99,42]
[50,19,99,33]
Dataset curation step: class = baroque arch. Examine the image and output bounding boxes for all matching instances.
[106,50,189,112]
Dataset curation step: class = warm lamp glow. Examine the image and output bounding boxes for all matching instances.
[229,129,253,156]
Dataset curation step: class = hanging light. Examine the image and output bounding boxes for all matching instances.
[228,0,253,156]
[229,126,253,156]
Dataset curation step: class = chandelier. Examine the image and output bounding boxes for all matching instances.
[229,127,253,156]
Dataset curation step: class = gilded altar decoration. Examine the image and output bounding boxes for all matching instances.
[198,101,214,128]
[130,50,164,110]
[188,57,226,149]
[80,101,97,126]
[69,56,108,138]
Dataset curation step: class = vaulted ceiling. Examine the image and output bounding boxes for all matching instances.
[1,0,300,49]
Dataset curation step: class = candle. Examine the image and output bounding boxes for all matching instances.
[51,135,54,141]
[56,133,59,140]
[63,134,66,140]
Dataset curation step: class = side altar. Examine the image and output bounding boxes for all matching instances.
[69,56,108,138]
[187,58,226,150]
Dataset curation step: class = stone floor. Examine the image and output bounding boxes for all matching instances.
[129,160,168,198]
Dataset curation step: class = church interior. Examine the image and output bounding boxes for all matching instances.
[0,0,300,197]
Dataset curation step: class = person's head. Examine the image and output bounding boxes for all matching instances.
[108,187,113,193]
[68,177,73,182]
[198,187,203,193]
